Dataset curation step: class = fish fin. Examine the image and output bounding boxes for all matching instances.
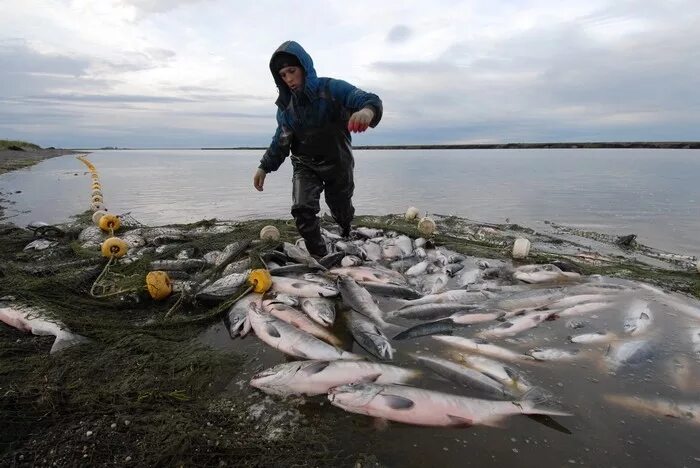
[357,373,382,384]
[241,318,252,338]
[604,344,612,357]
[50,332,90,354]
[265,323,281,338]
[446,414,473,427]
[525,414,573,434]
[301,361,330,375]
[373,417,390,431]
[565,335,573,343]
[290,346,309,359]
[640,312,650,320]
[379,394,415,410]
[504,366,521,383]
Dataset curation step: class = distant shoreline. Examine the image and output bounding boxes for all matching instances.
[197,141,700,150]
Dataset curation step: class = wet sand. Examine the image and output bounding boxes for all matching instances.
[0,148,78,221]
[0,148,78,175]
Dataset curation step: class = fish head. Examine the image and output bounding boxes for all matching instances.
[247,302,265,319]
[622,319,636,334]
[264,292,298,307]
[318,308,335,326]
[328,382,383,408]
[228,313,248,336]
[250,362,304,391]
[372,337,394,360]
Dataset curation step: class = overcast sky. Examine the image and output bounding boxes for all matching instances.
[1,0,698,148]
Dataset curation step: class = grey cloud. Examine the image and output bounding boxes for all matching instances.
[145,47,176,61]
[386,25,413,43]
[0,39,89,76]
[23,93,193,104]
[191,111,271,119]
[120,0,211,14]
[93,49,176,73]
[170,86,271,102]
[367,10,700,143]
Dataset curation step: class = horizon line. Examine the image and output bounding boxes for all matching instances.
[68,141,700,150]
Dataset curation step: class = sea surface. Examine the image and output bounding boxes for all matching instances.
[0,148,698,255]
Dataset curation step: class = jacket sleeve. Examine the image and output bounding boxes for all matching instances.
[258,109,292,173]
[327,79,383,128]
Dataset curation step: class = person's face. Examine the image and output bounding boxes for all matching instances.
[279,66,304,91]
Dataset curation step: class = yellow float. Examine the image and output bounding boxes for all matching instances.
[146,271,172,300]
[101,237,128,258]
[99,214,121,232]
[248,269,272,293]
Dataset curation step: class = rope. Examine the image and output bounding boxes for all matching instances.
[89,256,115,297]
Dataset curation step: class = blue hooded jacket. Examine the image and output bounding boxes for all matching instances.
[258,41,383,173]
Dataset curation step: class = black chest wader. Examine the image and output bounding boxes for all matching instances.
[287,83,355,257]
[290,151,354,257]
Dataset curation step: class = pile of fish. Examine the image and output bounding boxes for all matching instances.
[9,221,700,429]
[215,226,700,429]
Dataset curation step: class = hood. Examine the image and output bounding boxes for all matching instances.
[270,41,319,107]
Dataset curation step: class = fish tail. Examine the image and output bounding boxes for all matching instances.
[50,332,90,354]
[379,320,406,338]
[518,388,572,417]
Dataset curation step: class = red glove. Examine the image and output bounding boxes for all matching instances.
[348,108,375,133]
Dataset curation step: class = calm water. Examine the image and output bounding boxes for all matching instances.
[0,148,698,254]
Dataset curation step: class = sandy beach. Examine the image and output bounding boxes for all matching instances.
[0,148,78,175]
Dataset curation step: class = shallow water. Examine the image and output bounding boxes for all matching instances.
[199,266,700,467]
[0,148,698,255]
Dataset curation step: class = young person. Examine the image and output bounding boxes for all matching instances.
[253,41,383,257]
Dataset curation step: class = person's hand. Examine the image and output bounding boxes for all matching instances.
[253,168,267,192]
[348,108,375,133]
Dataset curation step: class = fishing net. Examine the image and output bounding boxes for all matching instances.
[0,211,379,467]
[0,205,698,466]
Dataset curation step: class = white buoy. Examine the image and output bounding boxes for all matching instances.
[512,238,531,259]
[417,217,436,236]
[91,202,106,212]
[260,225,280,241]
[92,210,108,225]
[405,206,420,220]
